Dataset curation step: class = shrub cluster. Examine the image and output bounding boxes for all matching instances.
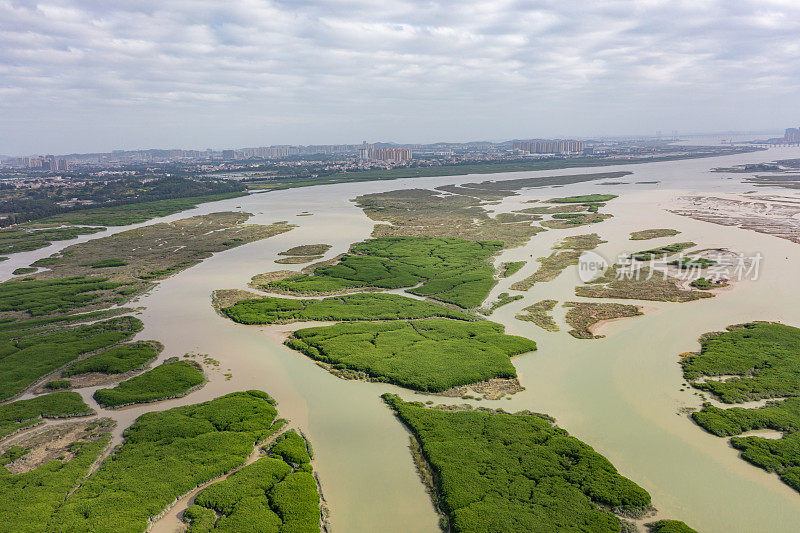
[93,360,205,408]
[383,394,651,532]
[63,342,160,377]
[287,319,535,392]
[0,391,94,439]
[264,236,501,308]
[0,276,131,317]
[51,391,282,531]
[222,293,472,325]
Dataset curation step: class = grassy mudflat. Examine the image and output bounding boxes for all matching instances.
[516,299,559,332]
[93,359,205,408]
[575,265,714,302]
[274,255,320,264]
[279,244,331,256]
[630,229,681,240]
[287,319,535,392]
[51,391,286,531]
[563,302,643,339]
[499,261,525,277]
[36,192,247,226]
[0,392,94,439]
[540,213,612,229]
[262,236,501,308]
[631,242,696,261]
[62,342,161,377]
[0,277,132,318]
[383,395,652,532]
[511,234,605,291]
[480,292,523,315]
[0,226,105,255]
[222,293,472,324]
[183,430,320,532]
[685,322,800,493]
[0,315,142,401]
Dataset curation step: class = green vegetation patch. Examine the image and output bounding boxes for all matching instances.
[81,259,129,268]
[630,229,681,240]
[631,242,696,261]
[0,434,112,532]
[540,213,612,229]
[671,257,716,269]
[500,261,525,277]
[51,390,282,531]
[0,315,142,401]
[223,293,472,325]
[278,244,332,256]
[0,226,104,256]
[480,292,523,315]
[647,520,698,533]
[548,194,618,203]
[63,342,161,377]
[44,380,71,390]
[383,394,650,532]
[93,360,205,408]
[563,302,643,339]
[516,299,559,332]
[263,236,501,308]
[0,276,131,318]
[287,319,535,392]
[684,322,800,494]
[0,392,94,440]
[184,429,319,532]
[11,267,36,275]
[683,322,800,403]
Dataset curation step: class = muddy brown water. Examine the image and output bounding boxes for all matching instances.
[4,146,800,531]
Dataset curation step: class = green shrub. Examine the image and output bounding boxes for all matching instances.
[81,259,128,268]
[93,360,205,408]
[265,237,501,308]
[631,242,696,261]
[222,293,472,325]
[0,276,131,317]
[500,261,525,277]
[288,319,535,392]
[12,268,37,275]
[648,520,698,533]
[0,316,142,400]
[0,392,93,439]
[383,394,650,532]
[63,342,160,376]
[0,435,111,532]
[51,391,282,531]
[268,430,311,465]
[44,380,71,390]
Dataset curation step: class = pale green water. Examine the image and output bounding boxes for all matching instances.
[5,146,800,532]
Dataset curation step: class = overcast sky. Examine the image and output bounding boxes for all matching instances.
[1,0,798,155]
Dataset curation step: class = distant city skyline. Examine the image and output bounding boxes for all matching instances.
[1,1,798,155]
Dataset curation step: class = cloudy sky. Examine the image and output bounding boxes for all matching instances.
[1,0,799,155]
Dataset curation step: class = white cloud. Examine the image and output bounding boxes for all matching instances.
[0,0,798,154]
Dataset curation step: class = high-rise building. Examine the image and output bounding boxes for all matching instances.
[358,141,370,161]
[785,128,800,143]
[513,140,584,154]
[368,147,412,162]
[56,159,69,171]
[221,149,236,160]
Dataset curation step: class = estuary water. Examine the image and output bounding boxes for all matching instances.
[5,146,800,532]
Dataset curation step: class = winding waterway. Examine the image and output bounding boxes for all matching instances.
[5,146,800,532]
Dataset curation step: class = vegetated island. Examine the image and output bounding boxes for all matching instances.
[563,301,643,339]
[258,236,502,309]
[630,229,681,240]
[499,261,525,277]
[93,358,205,408]
[287,319,535,393]
[0,390,323,532]
[511,233,606,291]
[575,265,714,302]
[479,292,523,315]
[182,428,320,532]
[631,242,696,261]
[683,322,800,493]
[0,226,105,256]
[275,243,332,265]
[516,299,559,332]
[383,394,696,532]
